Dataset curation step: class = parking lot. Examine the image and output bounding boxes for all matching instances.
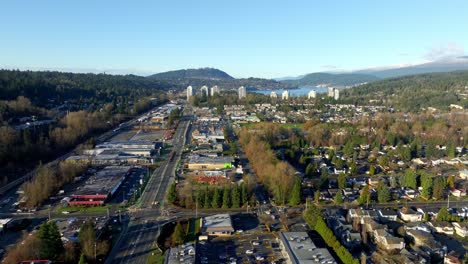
[198,214,286,264]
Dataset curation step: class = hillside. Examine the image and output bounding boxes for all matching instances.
[282,72,379,87]
[340,70,468,112]
[355,57,468,78]
[148,67,234,80]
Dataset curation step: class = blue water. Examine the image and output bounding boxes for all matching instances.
[251,86,327,97]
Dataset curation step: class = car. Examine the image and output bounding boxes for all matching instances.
[237,229,244,233]
[245,249,254,254]
[252,241,260,246]
[62,211,70,214]
[255,255,264,261]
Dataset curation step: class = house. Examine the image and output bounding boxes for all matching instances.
[450,188,467,197]
[459,169,468,180]
[399,207,424,222]
[373,229,405,251]
[428,221,454,235]
[167,242,196,264]
[452,222,468,237]
[444,251,463,264]
[377,209,398,223]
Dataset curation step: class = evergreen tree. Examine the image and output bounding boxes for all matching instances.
[420,172,433,199]
[231,186,241,208]
[79,221,96,260]
[403,169,417,189]
[211,188,221,208]
[359,185,370,205]
[203,187,211,209]
[447,175,455,189]
[349,162,357,176]
[196,188,204,208]
[78,253,87,264]
[240,183,248,206]
[368,165,375,176]
[305,163,315,178]
[334,191,344,205]
[172,221,185,245]
[289,177,301,206]
[338,173,347,189]
[167,183,177,204]
[222,187,231,208]
[38,221,64,260]
[377,181,390,203]
[432,176,446,200]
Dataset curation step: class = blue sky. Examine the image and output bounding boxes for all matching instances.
[1,0,467,78]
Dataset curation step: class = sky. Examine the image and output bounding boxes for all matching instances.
[1,0,468,78]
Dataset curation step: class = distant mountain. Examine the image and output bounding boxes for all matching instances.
[148,67,234,80]
[282,72,380,87]
[355,57,468,78]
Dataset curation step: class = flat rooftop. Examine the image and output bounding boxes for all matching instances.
[72,166,131,196]
[188,155,233,164]
[202,214,234,232]
[280,232,336,264]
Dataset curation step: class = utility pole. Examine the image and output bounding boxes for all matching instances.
[447,194,450,208]
[195,199,198,218]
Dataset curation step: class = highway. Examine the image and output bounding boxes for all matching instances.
[105,113,191,264]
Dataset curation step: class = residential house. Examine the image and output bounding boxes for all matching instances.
[428,222,454,235]
[373,229,405,251]
[452,222,468,237]
[399,207,424,222]
[377,209,398,223]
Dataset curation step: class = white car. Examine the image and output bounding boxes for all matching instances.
[252,241,260,246]
[255,255,264,261]
[246,249,254,254]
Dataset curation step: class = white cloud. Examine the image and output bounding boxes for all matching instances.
[424,42,465,61]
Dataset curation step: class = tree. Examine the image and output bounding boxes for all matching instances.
[334,191,344,205]
[338,173,347,189]
[403,169,417,189]
[314,190,320,204]
[420,172,433,199]
[349,162,357,176]
[240,183,248,206]
[172,222,185,245]
[447,175,455,189]
[231,186,241,208]
[203,187,211,209]
[79,221,96,259]
[289,177,301,206]
[359,185,370,205]
[167,183,177,204]
[222,187,231,208]
[78,253,87,264]
[432,177,446,200]
[195,188,204,208]
[305,163,316,178]
[368,165,375,176]
[38,221,63,260]
[211,188,221,208]
[377,181,390,203]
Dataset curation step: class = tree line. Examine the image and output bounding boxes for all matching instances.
[304,206,359,264]
[3,220,108,264]
[167,182,250,209]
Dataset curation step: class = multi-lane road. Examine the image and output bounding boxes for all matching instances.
[105,114,191,264]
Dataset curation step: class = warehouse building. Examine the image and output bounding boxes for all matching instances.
[201,214,234,236]
[67,166,131,206]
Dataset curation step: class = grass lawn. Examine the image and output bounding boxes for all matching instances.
[57,205,111,214]
[147,251,165,264]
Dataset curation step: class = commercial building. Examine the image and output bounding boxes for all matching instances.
[238,86,247,99]
[201,214,234,236]
[187,154,233,171]
[186,86,193,100]
[67,166,131,206]
[279,232,336,264]
[282,90,290,100]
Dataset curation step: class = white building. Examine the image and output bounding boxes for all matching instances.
[210,85,220,96]
[201,214,234,236]
[282,90,289,100]
[328,87,335,97]
[307,90,317,99]
[270,91,278,98]
[279,232,336,264]
[334,89,340,100]
[186,86,193,100]
[200,85,209,97]
[238,86,246,99]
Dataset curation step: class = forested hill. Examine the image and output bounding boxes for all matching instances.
[282,72,379,87]
[340,70,468,112]
[149,67,234,80]
[0,70,173,106]
[149,68,295,90]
